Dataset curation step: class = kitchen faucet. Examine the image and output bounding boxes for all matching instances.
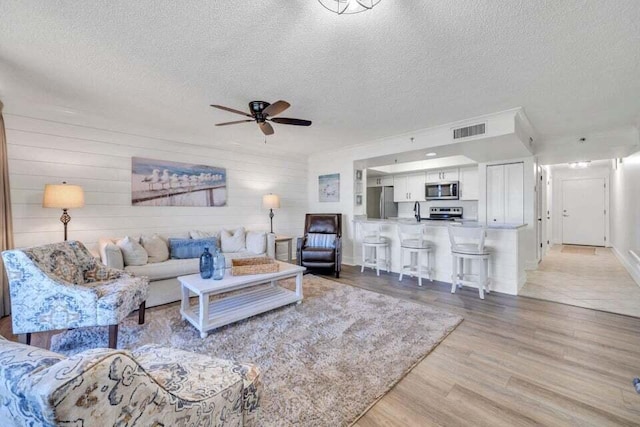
[413,201,421,222]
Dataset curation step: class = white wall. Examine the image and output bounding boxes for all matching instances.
[610,153,640,285]
[5,114,309,253]
[549,162,611,245]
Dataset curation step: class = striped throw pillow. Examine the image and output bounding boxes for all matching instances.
[307,233,336,248]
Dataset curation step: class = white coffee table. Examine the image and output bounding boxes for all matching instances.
[178,261,305,338]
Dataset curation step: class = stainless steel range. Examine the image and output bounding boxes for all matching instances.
[424,206,463,221]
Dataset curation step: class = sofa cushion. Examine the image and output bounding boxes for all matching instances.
[125,258,200,281]
[246,231,267,254]
[124,251,266,280]
[221,228,246,252]
[141,234,170,263]
[169,238,217,259]
[307,233,337,249]
[117,236,148,266]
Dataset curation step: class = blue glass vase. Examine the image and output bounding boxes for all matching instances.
[212,249,225,280]
[199,247,213,279]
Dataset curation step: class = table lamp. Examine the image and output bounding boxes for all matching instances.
[43,182,85,241]
[262,193,280,234]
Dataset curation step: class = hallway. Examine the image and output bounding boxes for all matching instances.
[521,245,640,317]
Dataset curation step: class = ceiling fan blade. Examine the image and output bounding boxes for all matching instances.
[210,104,252,118]
[259,122,274,135]
[215,120,253,126]
[263,100,290,117]
[270,117,312,126]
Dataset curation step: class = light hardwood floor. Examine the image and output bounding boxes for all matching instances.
[333,266,640,426]
[2,265,640,426]
[521,245,640,318]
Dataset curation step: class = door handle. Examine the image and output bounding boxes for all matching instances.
[563,214,569,217]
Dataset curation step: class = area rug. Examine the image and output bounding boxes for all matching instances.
[561,245,597,255]
[51,275,463,426]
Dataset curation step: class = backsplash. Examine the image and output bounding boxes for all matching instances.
[397,200,478,220]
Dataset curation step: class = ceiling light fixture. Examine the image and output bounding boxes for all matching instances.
[426,152,437,157]
[318,0,382,15]
[569,161,591,169]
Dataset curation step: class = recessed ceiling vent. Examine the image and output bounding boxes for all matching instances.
[452,123,486,140]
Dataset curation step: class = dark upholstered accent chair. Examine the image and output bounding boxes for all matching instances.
[297,213,342,278]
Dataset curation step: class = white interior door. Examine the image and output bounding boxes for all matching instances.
[562,178,606,246]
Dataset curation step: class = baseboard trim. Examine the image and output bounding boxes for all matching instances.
[342,256,356,266]
[525,260,538,271]
[612,246,640,288]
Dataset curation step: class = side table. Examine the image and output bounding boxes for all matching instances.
[275,235,293,262]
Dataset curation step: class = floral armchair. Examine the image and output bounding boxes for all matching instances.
[0,335,261,426]
[1,241,148,348]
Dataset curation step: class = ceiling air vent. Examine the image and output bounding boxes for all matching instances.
[452,123,486,140]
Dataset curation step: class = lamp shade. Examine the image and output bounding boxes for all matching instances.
[262,194,281,209]
[43,183,85,209]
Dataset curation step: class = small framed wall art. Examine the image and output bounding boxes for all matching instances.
[319,173,340,202]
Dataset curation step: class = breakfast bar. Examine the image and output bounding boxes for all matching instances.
[353,218,527,295]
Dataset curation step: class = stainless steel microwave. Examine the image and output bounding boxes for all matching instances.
[425,181,459,200]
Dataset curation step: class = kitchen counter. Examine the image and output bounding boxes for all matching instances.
[355,217,527,230]
[353,217,527,295]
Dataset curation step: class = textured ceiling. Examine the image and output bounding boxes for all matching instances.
[0,1,639,155]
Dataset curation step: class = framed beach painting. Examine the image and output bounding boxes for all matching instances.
[319,173,340,202]
[131,157,227,207]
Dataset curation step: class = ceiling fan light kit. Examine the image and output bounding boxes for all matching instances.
[211,100,312,136]
[318,0,382,15]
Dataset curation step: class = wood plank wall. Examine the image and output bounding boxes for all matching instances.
[5,114,309,254]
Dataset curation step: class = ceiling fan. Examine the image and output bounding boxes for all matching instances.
[210,100,312,136]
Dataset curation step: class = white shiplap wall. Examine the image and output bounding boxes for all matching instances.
[5,114,308,253]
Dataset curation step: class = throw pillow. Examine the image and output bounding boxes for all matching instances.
[117,236,148,266]
[169,238,218,259]
[307,233,337,248]
[140,234,170,263]
[246,231,267,254]
[221,227,246,253]
[102,241,124,270]
[189,230,220,247]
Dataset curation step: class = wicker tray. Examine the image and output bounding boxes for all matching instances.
[231,257,280,276]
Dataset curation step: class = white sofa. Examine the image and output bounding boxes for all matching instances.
[98,229,276,307]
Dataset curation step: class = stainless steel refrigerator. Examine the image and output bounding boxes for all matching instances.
[367,186,398,219]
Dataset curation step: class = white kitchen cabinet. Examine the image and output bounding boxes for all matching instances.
[504,163,525,223]
[367,176,394,187]
[394,173,425,202]
[459,166,479,200]
[486,162,524,224]
[408,173,426,201]
[426,168,459,183]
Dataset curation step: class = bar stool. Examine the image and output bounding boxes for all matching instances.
[360,222,390,276]
[448,224,491,299]
[397,223,433,286]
